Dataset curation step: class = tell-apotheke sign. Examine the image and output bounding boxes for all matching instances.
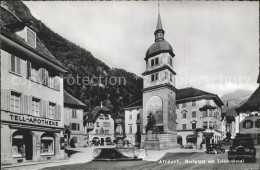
[3,112,60,127]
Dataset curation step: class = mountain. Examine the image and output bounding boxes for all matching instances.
[220,90,252,108]
[1,1,143,117]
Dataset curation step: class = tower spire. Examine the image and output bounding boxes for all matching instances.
[154,1,165,42]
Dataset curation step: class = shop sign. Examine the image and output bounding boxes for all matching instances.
[9,114,59,126]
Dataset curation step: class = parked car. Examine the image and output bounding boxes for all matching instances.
[206,144,225,154]
[228,137,256,163]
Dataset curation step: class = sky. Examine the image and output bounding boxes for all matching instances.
[23,1,259,97]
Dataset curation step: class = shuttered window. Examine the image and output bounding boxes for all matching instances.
[10,55,21,74]
[72,109,77,118]
[32,98,40,117]
[70,123,80,131]
[48,102,56,119]
[10,91,21,113]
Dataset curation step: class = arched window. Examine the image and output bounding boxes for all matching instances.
[146,96,163,124]
[12,130,25,158]
[41,132,54,155]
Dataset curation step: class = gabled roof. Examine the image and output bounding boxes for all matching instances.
[64,90,86,108]
[236,86,260,113]
[86,106,114,122]
[0,6,67,72]
[176,87,224,107]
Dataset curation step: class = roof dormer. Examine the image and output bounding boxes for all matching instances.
[7,21,38,48]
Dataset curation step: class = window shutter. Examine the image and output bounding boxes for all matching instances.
[16,57,21,74]
[45,69,49,86]
[42,100,47,118]
[23,95,29,115]
[77,124,80,131]
[55,104,58,120]
[27,61,31,78]
[38,68,43,84]
[250,121,253,128]
[1,89,7,110]
[58,105,61,120]
[6,89,10,111]
[54,77,60,91]
[28,96,32,115]
[21,94,24,114]
[39,100,43,117]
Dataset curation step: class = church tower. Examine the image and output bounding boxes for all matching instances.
[141,6,177,141]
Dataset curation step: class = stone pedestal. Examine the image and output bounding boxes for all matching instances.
[143,130,160,150]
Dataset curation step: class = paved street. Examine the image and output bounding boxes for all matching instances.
[41,152,260,170]
[4,147,260,170]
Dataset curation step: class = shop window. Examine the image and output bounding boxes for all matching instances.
[12,131,25,158]
[10,91,21,113]
[10,55,21,74]
[41,133,54,155]
[32,97,40,116]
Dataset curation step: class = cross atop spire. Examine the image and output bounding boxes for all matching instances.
[154,1,165,42]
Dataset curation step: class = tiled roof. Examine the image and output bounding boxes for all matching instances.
[64,90,86,108]
[0,6,66,71]
[236,86,260,112]
[176,87,224,106]
[86,106,113,122]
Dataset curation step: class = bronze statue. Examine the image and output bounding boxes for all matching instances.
[145,113,157,134]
